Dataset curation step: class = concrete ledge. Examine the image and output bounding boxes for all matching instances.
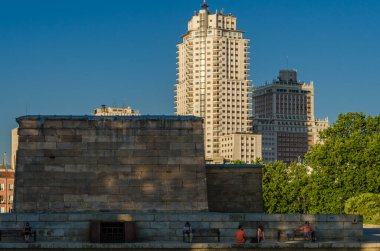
[0,241,378,250]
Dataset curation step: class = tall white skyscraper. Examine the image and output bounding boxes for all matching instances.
[175,1,261,163]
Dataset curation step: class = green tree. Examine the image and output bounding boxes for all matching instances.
[306,112,380,213]
[345,193,380,224]
[262,161,311,213]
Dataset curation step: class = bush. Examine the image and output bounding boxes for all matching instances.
[344,193,380,224]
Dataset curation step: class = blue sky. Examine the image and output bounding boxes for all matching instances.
[0,0,379,160]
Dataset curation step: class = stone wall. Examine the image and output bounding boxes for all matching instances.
[206,165,263,213]
[14,115,208,212]
[0,212,363,242]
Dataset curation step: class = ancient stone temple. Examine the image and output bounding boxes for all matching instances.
[14,115,208,212]
[1,115,361,245]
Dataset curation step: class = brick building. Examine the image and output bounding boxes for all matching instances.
[0,169,14,213]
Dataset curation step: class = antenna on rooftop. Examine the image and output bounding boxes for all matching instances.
[286,56,289,83]
[286,56,289,70]
[3,152,7,171]
[201,0,209,10]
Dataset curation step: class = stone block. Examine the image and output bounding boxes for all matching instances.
[132,214,155,221]
[315,214,327,222]
[187,221,211,229]
[43,120,63,129]
[67,213,96,221]
[0,221,24,229]
[39,213,69,222]
[169,157,204,165]
[325,214,344,222]
[0,214,17,222]
[64,164,89,173]
[18,119,42,129]
[145,142,171,150]
[45,165,65,172]
[19,129,40,136]
[261,214,281,222]
[245,213,263,221]
[19,142,57,150]
[170,143,196,150]
[150,221,170,229]
[62,120,89,129]
[51,229,65,237]
[281,214,301,222]
[16,213,40,222]
[301,214,317,222]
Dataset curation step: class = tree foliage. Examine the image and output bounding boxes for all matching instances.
[262,112,380,215]
[345,193,380,224]
[262,161,310,213]
[305,112,380,213]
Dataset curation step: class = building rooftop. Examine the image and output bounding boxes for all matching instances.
[16,115,202,123]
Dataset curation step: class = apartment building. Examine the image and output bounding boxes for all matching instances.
[175,1,261,163]
[0,170,14,213]
[253,69,328,163]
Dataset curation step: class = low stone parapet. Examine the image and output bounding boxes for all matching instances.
[0,212,362,243]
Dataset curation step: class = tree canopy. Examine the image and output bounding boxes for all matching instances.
[262,112,380,216]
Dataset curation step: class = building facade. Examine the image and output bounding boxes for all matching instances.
[220,133,262,163]
[11,128,18,170]
[253,69,328,163]
[0,169,14,213]
[175,1,261,163]
[94,105,140,116]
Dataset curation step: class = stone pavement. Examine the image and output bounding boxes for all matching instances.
[363,224,380,243]
[0,240,379,250]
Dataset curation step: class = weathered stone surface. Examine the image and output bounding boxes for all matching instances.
[15,115,208,213]
[206,166,263,213]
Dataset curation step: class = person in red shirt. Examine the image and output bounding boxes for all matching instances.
[235,225,247,244]
[302,221,313,241]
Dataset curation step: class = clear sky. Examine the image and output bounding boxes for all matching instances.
[1,0,379,161]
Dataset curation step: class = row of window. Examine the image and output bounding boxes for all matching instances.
[0,207,12,213]
[0,195,13,203]
[0,184,13,190]
[193,46,240,50]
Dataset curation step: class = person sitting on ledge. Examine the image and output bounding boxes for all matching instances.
[300,221,315,241]
[235,224,247,244]
[183,222,193,243]
[257,224,265,243]
[23,222,32,242]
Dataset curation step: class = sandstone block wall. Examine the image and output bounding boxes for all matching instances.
[206,165,263,213]
[0,212,363,242]
[15,115,208,212]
